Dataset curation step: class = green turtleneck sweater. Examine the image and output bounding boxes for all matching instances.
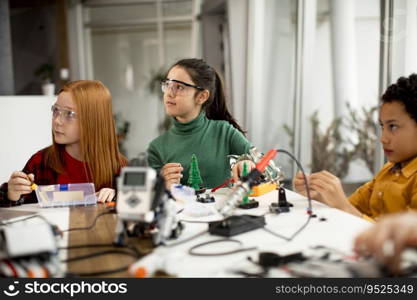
[147,113,251,188]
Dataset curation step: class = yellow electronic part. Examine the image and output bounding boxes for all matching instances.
[249,182,277,197]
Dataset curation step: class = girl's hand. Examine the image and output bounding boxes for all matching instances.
[96,188,116,203]
[161,163,183,189]
[232,160,255,182]
[7,171,34,201]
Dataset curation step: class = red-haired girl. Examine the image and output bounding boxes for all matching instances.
[0,80,127,206]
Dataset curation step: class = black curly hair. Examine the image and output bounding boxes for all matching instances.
[381,73,417,122]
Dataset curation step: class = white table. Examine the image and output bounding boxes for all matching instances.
[1,188,373,277]
[134,188,372,277]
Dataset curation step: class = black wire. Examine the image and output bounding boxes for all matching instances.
[261,215,312,241]
[237,149,314,242]
[59,210,142,276]
[234,257,269,277]
[60,241,143,277]
[0,213,53,227]
[163,229,208,248]
[276,149,313,214]
[65,265,131,277]
[62,248,138,263]
[233,270,268,278]
[59,243,115,250]
[62,248,139,277]
[61,210,114,232]
[188,238,257,256]
[286,214,312,240]
[59,243,143,257]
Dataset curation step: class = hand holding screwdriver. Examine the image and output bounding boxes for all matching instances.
[7,171,36,201]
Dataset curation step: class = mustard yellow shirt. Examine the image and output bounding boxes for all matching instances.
[349,156,417,220]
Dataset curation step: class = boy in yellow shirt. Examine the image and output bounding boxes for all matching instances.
[293,74,417,220]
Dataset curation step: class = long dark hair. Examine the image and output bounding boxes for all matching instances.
[169,58,246,134]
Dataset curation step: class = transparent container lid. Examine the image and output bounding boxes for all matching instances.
[35,183,97,208]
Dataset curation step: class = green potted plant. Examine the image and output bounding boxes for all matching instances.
[34,63,55,96]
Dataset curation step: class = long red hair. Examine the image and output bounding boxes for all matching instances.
[45,80,127,189]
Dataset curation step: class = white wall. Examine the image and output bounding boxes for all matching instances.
[0,96,55,183]
[72,1,196,159]
[90,28,161,158]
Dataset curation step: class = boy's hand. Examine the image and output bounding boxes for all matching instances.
[308,171,345,206]
[308,171,361,216]
[292,171,320,200]
[7,171,34,201]
[161,163,183,189]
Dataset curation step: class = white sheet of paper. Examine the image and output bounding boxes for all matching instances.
[52,191,84,202]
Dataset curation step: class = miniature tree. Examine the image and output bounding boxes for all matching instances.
[241,162,250,204]
[188,154,203,190]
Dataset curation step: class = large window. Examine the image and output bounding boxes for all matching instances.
[301,0,381,185]
[245,0,297,184]
[227,0,382,188]
[391,0,417,80]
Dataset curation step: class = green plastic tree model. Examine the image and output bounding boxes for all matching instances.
[188,154,203,190]
[242,162,250,204]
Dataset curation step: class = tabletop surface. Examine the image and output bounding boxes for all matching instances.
[1,188,372,277]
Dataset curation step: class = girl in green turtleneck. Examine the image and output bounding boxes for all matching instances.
[147,58,253,189]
